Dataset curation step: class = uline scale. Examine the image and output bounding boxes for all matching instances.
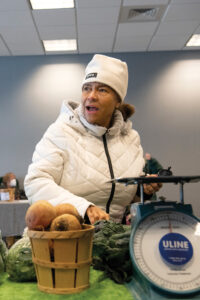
[112,174,200,300]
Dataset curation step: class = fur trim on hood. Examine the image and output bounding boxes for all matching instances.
[117,103,135,121]
[60,100,134,137]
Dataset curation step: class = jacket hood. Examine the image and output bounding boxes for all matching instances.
[60,100,133,137]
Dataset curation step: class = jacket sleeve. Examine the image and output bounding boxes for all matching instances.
[24,132,94,219]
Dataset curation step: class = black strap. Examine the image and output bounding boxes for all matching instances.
[102,134,115,213]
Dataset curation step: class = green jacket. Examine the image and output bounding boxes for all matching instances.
[143,158,163,174]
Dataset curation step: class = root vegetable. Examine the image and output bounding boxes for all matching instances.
[25,200,56,230]
[55,203,83,223]
[50,214,82,231]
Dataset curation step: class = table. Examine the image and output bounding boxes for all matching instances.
[0,200,29,237]
[0,268,134,300]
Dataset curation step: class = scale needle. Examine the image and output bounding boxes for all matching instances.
[168,217,173,233]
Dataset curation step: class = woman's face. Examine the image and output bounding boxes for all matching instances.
[81,82,120,128]
[4,173,16,188]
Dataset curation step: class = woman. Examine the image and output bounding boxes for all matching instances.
[2,172,17,189]
[24,54,161,224]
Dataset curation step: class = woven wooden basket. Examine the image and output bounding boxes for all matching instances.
[28,224,94,294]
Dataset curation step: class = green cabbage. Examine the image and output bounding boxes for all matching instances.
[0,232,8,284]
[0,231,8,269]
[6,237,36,282]
[0,240,8,267]
[0,254,4,273]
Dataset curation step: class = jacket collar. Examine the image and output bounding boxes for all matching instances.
[60,100,132,137]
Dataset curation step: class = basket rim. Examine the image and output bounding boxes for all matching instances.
[27,224,94,239]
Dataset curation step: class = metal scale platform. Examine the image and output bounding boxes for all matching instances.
[112,175,200,300]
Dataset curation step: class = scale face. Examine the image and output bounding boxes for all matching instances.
[112,175,200,297]
[130,207,200,295]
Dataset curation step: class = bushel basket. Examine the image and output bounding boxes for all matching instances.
[28,224,94,294]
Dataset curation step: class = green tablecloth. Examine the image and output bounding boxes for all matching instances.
[0,268,134,300]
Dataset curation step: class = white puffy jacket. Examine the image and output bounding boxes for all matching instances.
[24,100,144,222]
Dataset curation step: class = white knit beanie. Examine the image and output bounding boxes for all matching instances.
[82,54,128,102]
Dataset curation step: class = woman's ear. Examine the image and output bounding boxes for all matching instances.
[116,102,121,109]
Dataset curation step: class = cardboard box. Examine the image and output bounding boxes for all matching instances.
[0,188,15,201]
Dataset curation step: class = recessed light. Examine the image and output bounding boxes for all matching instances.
[43,39,77,52]
[186,34,200,47]
[30,0,74,10]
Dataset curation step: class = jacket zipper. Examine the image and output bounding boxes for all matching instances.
[102,133,115,213]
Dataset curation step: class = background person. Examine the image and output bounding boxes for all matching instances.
[2,172,20,200]
[143,153,163,200]
[1,172,26,200]
[143,152,163,175]
[24,54,162,224]
[2,172,17,188]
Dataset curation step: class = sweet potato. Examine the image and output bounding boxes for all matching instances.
[55,203,83,223]
[50,214,82,231]
[25,200,56,230]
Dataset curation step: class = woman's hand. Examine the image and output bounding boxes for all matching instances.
[143,174,162,195]
[86,205,109,224]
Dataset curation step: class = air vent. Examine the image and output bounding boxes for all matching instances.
[119,5,166,23]
[128,8,157,19]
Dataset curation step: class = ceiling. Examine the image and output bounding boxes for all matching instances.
[0,0,200,56]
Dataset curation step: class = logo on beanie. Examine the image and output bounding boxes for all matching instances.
[85,72,97,80]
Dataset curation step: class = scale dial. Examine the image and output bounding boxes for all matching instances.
[130,210,200,295]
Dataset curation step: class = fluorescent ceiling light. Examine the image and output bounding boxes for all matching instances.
[186,34,200,47]
[43,39,77,51]
[30,0,74,10]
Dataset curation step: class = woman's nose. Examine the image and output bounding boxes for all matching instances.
[88,88,97,99]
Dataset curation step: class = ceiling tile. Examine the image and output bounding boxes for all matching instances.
[149,35,189,50]
[32,9,75,26]
[77,7,120,24]
[114,35,152,52]
[2,30,44,56]
[163,3,200,21]
[195,25,200,34]
[123,0,169,5]
[0,37,10,55]
[117,22,158,37]
[156,20,199,35]
[77,23,116,38]
[38,25,76,40]
[78,36,113,53]
[75,0,121,8]
[0,10,34,27]
[1,26,41,45]
[7,39,44,56]
[171,0,200,4]
[0,25,43,56]
[0,0,29,11]
[10,46,44,56]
